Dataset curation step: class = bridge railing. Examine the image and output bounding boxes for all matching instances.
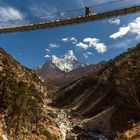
[0,0,140,28]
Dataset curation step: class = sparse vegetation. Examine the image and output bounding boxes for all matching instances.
[0,48,63,140]
[0,67,44,138]
[53,43,140,138]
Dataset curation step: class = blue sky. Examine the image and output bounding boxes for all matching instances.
[0,0,140,68]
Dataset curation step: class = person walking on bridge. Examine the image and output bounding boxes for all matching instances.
[85,6,91,16]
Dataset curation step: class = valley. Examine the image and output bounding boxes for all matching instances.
[0,43,140,140]
[38,43,140,139]
[0,0,140,139]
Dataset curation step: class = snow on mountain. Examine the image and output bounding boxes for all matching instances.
[42,50,84,72]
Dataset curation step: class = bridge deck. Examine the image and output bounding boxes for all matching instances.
[0,5,140,34]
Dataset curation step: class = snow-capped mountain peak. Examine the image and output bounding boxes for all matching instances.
[42,50,82,72]
[64,50,77,61]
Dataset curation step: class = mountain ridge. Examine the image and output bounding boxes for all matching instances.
[38,50,85,73]
[35,50,93,93]
[35,50,105,93]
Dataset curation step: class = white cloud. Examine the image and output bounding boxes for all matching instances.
[44,54,50,58]
[70,37,78,44]
[83,38,99,46]
[94,43,107,54]
[83,51,94,59]
[49,43,60,48]
[110,26,130,39]
[76,42,89,49]
[129,17,140,39]
[87,52,94,55]
[110,17,140,39]
[0,7,23,21]
[61,37,77,44]
[83,37,107,54]
[45,48,50,52]
[0,7,24,26]
[62,37,69,42]
[76,37,107,54]
[109,17,120,25]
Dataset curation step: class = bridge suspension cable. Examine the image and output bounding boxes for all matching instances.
[0,0,140,33]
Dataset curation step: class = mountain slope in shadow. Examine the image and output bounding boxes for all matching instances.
[53,43,140,138]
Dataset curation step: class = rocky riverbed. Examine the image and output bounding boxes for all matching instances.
[46,100,108,140]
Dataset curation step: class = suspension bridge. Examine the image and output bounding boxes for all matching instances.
[0,0,140,34]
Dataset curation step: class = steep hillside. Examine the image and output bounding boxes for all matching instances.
[0,48,63,140]
[36,63,97,92]
[0,48,45,93]
[53,43,140,138]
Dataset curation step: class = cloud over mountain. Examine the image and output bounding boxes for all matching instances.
[76,37,107,54]
[110,17,140,39]
[76,42,89,49]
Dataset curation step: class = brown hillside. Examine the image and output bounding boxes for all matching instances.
[53,43,140,138]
